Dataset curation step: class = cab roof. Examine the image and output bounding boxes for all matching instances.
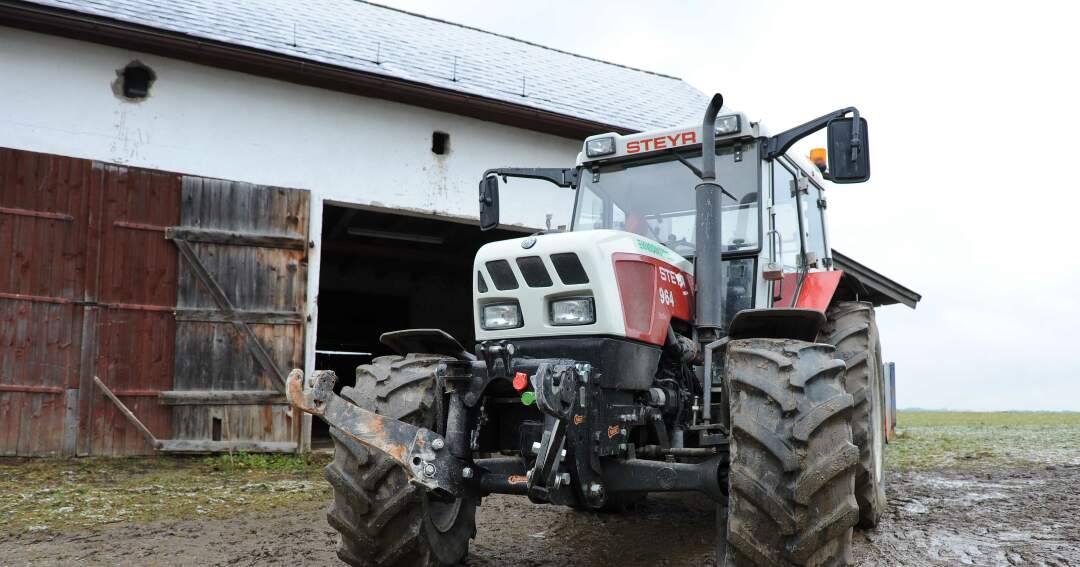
[576,113,828,184]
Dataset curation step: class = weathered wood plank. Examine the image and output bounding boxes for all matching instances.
[0,384,65,394]
[158,440,296,453]
[172,238,287,391]
[62,389,79,456]
[0,205,74,222]
[174,309,304,325]
[159,390,288,405]
[165,227,305,250]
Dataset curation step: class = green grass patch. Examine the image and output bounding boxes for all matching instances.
[887,411,1080,470]
[0,453,331,534]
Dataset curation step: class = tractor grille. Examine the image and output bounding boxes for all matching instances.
[485,260,519,290]
[480,253,590,293]
[550,253,589,284]
[516,256,553,287]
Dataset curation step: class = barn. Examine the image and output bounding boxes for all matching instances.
[0,0,709,455]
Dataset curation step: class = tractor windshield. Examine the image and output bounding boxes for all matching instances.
[571,146,760,258]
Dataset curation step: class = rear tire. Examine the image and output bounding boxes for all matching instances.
[324,354,476,567]
[719,339,859,567]
[822,302,887,529]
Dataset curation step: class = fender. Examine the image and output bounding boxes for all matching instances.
[773,270,844,312]
[727,308,826,342]
[380,329,475,361]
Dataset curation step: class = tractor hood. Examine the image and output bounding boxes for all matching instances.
[473,230,693,345]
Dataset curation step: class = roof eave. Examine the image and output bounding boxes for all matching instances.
[0,0,635,140]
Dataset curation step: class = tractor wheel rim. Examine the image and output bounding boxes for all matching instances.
[427,494,463,533]
[873,389,884,484]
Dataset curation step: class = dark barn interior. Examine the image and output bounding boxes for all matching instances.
[313,204,525,442]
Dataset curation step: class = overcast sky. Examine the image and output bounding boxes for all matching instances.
[382,0,1080,410]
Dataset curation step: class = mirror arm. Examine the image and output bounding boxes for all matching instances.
[848,108,861,162]
[481,168,579,188]
[763,107,858,160]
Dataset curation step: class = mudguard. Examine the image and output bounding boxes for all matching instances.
[727,308,826,342]
[380,329,475,361]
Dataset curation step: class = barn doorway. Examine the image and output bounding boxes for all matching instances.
[313,204,526,444]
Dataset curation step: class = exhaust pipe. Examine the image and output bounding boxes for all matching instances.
[694,93,726,342]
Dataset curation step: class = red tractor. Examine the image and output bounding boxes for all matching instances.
[288,93,920,566]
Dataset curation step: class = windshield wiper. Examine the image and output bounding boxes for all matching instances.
[669,150,737,201]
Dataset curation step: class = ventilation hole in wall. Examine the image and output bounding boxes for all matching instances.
[211,417,223,441]
[114,60,156,101]
[432,131,450,155]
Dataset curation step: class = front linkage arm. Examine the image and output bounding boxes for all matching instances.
[286,369,465,499]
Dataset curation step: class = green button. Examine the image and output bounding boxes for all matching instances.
[520,391,536,406]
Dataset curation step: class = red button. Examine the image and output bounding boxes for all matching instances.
[512,372,529,391]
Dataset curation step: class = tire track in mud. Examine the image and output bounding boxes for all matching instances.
[854,465,1080,566]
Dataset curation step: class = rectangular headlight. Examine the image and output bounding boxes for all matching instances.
[550,297,595,326]
[481,303,522,330]
[585,136,616,158]
[715,115,741,135]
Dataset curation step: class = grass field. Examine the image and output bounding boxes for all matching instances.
[888,410,1080,470]
[0,452,331,533]
[4,411,1079,535]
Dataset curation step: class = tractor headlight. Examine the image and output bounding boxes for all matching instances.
[550,297,595,326]
[481,302,523,330]
[585,136,616,158]
[715,115,741,135]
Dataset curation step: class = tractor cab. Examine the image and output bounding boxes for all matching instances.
[571,116,780,328]
[477,103,875,335]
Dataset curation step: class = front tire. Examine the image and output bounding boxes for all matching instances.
[324,354,476,567]
[719,339,859,567]
[822,302,887,528]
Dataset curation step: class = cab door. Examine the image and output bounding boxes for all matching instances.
[766,159,804,306]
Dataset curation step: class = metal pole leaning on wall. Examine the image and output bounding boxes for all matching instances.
[93,376,162,450]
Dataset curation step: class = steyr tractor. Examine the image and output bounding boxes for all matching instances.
[287,93,920,566]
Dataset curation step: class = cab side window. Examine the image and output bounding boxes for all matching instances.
[770,161,801,271]
[800,176,829,268]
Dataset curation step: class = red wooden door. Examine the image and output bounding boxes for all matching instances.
[0,147,180,456]
[85,164,180,455]
[0,149,92,456]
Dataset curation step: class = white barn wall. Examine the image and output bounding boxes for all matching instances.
[0,27,584,393]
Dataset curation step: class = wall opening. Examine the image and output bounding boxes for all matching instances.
[432,131,450,155]
[312,205,524,446]
[114,61,156,101]
[211,417,223,441]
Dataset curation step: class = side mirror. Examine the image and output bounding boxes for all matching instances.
[826,117,870,183]
[479,175,500,231]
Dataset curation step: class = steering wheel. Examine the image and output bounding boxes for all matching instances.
[666,238,695,256]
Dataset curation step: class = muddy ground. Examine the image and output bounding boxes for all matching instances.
[3,412,1079,566]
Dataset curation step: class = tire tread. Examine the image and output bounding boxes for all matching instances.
[821,301,888,529]
[723,338,859,566]
[324,354,474,567]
